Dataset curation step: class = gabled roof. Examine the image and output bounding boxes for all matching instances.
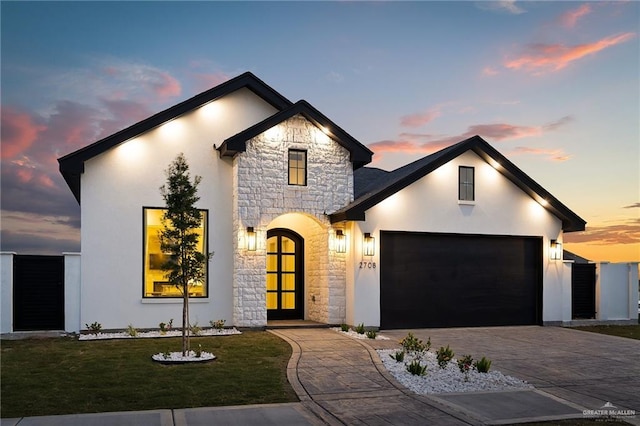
[330,135,586,232]
[58,72,293,203]
[217,100,373,169]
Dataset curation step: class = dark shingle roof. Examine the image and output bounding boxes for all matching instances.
[332,135,586,233]
[563,250,592,263]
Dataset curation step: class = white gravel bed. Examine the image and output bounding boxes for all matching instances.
[331,327,390,340]
[151,350,216,363]
[378,349,533,394]
[79,328,241,341]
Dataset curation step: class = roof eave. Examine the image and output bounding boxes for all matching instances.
[334,135,586,232]
[219,100,373,168]
[58,72,293,203]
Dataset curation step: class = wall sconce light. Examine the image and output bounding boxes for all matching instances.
[363,233,375,257]
[549,240,562,260]
[335,230,347,253]
[246,227,257,251]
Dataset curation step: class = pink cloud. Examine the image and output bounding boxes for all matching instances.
[45,101,102,154]
[1,108,46,159]
[482,66,500,76]
[368,116,573,161]
[192,72,231,93]
[151,71,181,99]
[400,109,441,127]
[559,4,591,28]
[505,32,636,73]
[509,146,572,162]
[97,99,151,140]
[466,123,542,140]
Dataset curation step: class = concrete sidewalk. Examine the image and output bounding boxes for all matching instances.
[1,403,321,426]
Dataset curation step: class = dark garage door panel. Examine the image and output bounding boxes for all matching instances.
[380,232,542,329]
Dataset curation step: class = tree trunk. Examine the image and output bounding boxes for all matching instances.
[182,282,189,356]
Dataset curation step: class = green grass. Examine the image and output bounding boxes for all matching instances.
[1,331,298,418]
[572,324,640,340]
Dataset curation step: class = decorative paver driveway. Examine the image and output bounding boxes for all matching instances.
[271,328,472,425]
[371,326,640,414]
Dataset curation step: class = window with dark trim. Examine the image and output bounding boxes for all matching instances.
[288,149,307,186]
[459,166,474,201]
[143,207,208,298]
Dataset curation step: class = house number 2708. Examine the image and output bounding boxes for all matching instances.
[359,261,376,269]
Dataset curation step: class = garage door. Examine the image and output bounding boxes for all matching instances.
[380,231,542,329]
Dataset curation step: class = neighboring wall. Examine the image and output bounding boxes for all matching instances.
[1,252,15,333]
[597,262,639,321]
[232,115,353,326]
[79,88,278,330]
[346,151,566,327]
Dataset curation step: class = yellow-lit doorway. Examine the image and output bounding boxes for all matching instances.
[266,228,304,320]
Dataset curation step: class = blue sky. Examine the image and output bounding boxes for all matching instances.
[1,1,638,262]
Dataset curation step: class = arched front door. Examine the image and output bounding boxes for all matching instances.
[266,229,304,320]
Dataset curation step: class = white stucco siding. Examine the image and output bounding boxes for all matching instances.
[232,115,353,326]
[348,150,567,327]
[79,88,279,330]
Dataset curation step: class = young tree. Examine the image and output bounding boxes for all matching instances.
[160,153,211,356]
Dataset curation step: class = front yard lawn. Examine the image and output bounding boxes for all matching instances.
[1,331,297,418]
[572,324,640,340]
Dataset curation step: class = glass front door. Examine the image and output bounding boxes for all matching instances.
[266,229,304,320]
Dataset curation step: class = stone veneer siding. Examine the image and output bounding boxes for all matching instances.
[232,114,353,326]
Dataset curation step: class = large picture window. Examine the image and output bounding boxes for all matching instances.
[143,207,208,298]
[288,149,307,186]
[459,166,474,201]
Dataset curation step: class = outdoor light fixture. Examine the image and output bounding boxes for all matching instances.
[335,230,347,254]
[549,240,562,260]
[246,227,257,251]
[363,233,375,257]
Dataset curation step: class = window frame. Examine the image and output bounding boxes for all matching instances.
[142,207,209,299]
[288,149,307,186]
[458,166,475,201]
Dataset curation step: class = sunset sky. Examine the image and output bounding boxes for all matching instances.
[1,1,638,263]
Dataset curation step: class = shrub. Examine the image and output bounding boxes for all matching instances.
[474,356,492,373]
[457,354,473,373]
[406,359,427,376]
[436,345,454,368]
[354,323,366,335]
[189,322,202,336]
[209,319,225,330]
[126,324,138,337]
[340,323,350,332]
[85,322,102,333]
[195,344,203,358]
[389,350,405,362]
[366,330,377,339]
[400,333,430,354]
[159,320,173,334]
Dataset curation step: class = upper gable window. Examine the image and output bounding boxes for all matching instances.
[459,166,474,201]
[288,149,307,186]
